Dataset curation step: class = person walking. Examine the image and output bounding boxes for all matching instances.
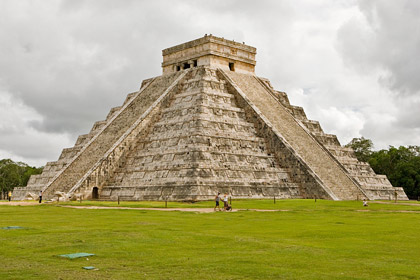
[8,191,12,202]
[39,191,43,203]
[214,192,221,211]
[223,193,229,211]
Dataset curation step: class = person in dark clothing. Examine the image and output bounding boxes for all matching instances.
[214,192,221,211]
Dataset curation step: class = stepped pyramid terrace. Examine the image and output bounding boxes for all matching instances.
[13,35,408,201]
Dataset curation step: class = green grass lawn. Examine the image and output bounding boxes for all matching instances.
[1,199,420,279]
[58,198,420,211]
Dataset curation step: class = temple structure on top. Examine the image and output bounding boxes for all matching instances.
[162,35,256,74]
[13,35,408,201]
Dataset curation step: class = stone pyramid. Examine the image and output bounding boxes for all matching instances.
[14,35,408,201]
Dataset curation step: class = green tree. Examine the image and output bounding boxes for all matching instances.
[368,146,420,199]
[345,137,373,162]
[0,159,43,199]
[346,138,420,199]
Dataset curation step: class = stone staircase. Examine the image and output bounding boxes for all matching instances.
[258,77,407,200]
[15,72,182,200]
[13,83,154,200]
[100,67,301,200]
[222,70,367,200]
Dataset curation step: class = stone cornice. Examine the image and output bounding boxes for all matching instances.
[162,35,256,56]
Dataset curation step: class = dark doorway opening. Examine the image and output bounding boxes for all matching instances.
[193,60,198,67]
[183,63,190,69]
[92,187,99,199]
[176,65,181,71]
[229,62,235,71]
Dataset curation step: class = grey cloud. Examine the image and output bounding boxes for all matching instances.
[337,0,420,95]
[394,97,420,129]
[0,0,295,140]
[335,0,420,148]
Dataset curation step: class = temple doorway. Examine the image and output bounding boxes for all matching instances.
[92,187,99,199]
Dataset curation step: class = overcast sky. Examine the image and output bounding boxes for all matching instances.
[0,0,419,167]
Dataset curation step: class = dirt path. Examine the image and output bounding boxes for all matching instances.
[370,201,420,207]
[0,201,289,212]
[0,201,39,206]
[0,201,291,212]
[3,201,419,213]
[356,209,420,213]
[58,205,289,213]
[62,205,221,213]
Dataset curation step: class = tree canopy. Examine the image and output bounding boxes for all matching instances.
[345,137,374,163]
[346,138,420,199]
[0,159,43,198]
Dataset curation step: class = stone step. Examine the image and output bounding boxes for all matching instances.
[312,132,341,146]
[144,126,260,141]
[302,120,323,133]
[153,115,254,129]
[106,106,122,121]
[140,133,265,146]
[175,88,232,99]
[162,98,244,113]
[289,105,307,120]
